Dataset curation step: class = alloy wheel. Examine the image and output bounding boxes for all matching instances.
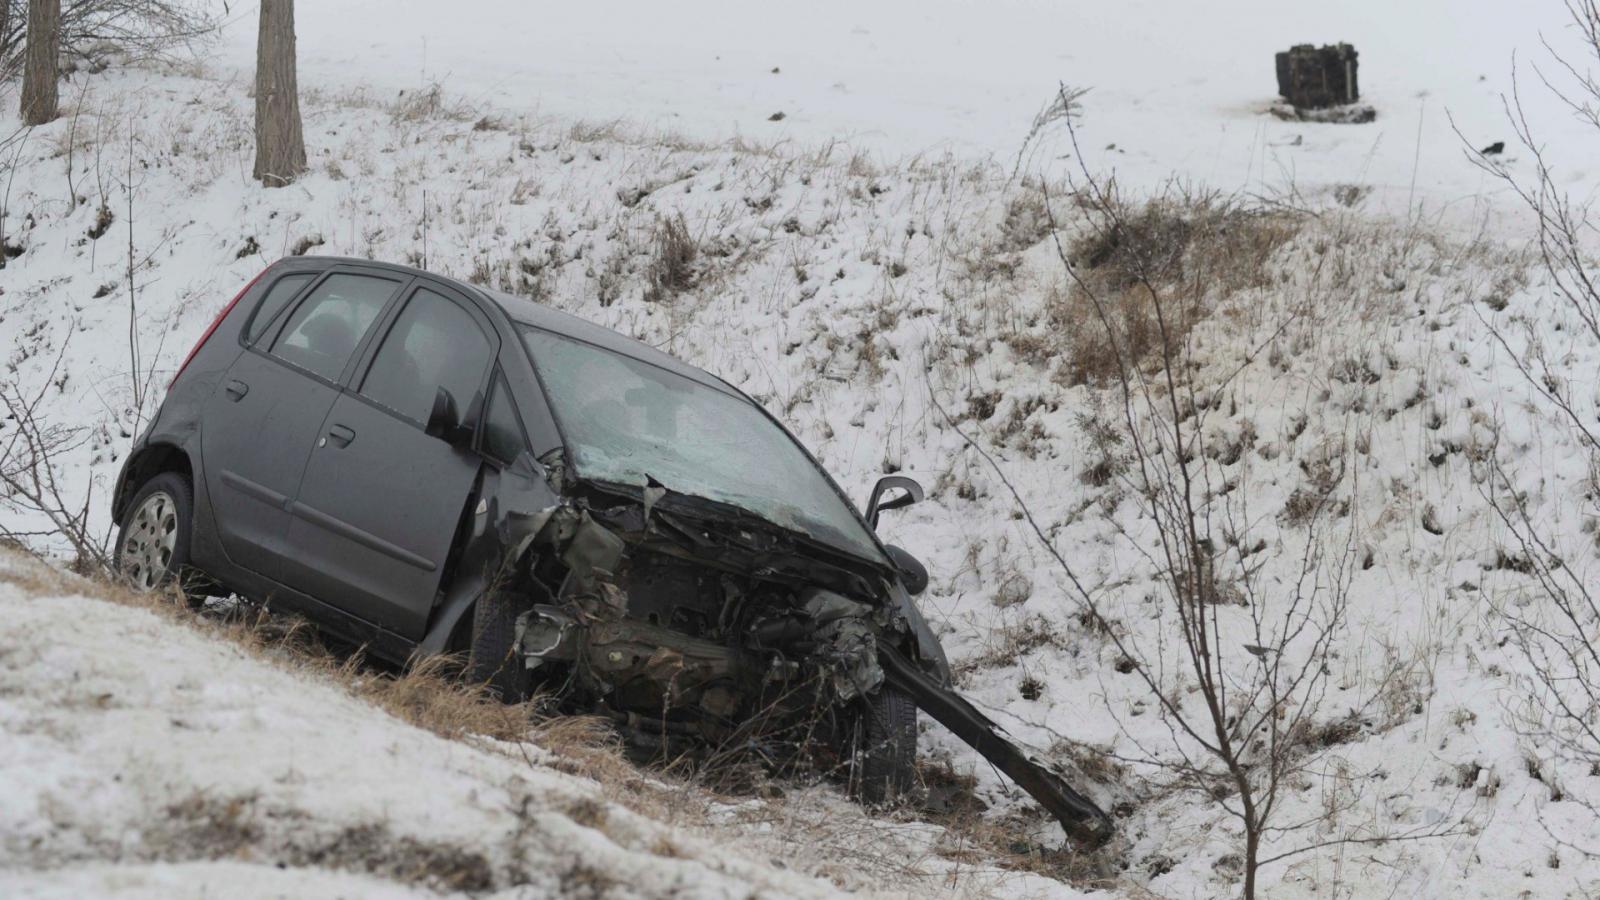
[120,491,178,592]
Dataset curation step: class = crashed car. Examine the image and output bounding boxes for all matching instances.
[111,257,1111,843]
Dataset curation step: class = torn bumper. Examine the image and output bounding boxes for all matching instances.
[878,642,1115,846]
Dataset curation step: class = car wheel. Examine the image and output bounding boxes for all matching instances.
[468,588,534,703]
[854,684,919,804]
[114,472,199,605]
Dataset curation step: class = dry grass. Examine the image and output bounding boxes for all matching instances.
[388,82,477,124]
[644,213,698,302]
[1056,192,1299,386]
[915,759,1128,891]
[0,556,642,788]
[161,793,497,892]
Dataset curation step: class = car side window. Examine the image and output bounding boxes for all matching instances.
[269,274,400,381]
[245,273,315,344]
[481,372,529,463]
[359,288,492,426]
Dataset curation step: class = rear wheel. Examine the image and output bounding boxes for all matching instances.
[468,588,534,702]
[854,684,919,804]
[114,472,199,606]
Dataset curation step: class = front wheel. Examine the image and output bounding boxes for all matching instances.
[853,684,919,804]
[467,588,535,703]
[114,472,197,603]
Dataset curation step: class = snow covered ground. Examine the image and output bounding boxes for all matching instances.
[4,2,1600,897]
[0,551,1084,898]
[210,0,1597,231]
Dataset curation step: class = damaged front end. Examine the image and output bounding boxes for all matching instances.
[469,467,1112,846]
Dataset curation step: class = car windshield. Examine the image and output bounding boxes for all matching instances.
[521,327,885,564]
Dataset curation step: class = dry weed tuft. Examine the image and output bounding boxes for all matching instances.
[1056,191,1298,386]
[644,214,698,302]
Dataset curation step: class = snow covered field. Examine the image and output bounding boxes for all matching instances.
[213,0,1599,231]
[5,1,1600,897]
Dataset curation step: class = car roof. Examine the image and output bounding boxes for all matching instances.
[296,255,731,392]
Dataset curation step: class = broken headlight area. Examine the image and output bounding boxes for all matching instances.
[499,492,1113,846]
[511,547,892,744]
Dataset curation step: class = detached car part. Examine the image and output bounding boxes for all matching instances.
[878,644,1114,845]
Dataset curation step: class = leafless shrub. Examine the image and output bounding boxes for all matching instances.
[388,82,474,124]
[0,0,217,81]
[0,337,111,573]
[644,213,697,302]
[1055,188,1297,386]
[930,86,1462,899]
[1077,403,1129,487]
[1459,3,1600,855]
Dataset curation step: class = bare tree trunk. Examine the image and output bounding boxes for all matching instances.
[19,0,59,126]
[0,3,13,76]
[252,0,305,187]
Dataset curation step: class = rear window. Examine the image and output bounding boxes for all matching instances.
[245,273,315,344]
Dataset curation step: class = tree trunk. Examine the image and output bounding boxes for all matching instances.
[252,0,306,187]
[1244,831,1259,899]
[0,2,14,78]
[19,0,59,126]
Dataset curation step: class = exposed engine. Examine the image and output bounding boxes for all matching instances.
[510,504,888,750]
[498,492,1114,846]
[518,558,883,732]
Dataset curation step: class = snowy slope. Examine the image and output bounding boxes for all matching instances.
[2,10,1600,896]
[0,551,1089,898]
[0,553,833,898]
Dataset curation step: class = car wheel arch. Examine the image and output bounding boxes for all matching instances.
[115,442,194,522]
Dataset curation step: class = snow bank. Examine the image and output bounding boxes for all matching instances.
[0,554,1084,897]
[0,556,832,897]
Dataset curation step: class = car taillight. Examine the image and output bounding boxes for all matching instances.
[168,267,270,389]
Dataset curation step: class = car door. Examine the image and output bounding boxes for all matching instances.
[201,267,409,578]
[278,281,499,638]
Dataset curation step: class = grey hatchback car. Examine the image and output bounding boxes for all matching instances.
[112,257,1111,843]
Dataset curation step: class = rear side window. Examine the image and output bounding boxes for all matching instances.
[481,372,528,463]
[245,273,315,344]
[359,288,492,426]
[269,274,400,382]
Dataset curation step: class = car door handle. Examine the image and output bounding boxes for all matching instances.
[327,424,355,448]
[224,379,248,401]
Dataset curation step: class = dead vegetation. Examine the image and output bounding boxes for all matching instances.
[0,557,644,797]
[162,793,496,892]
[1054,190,1298,386]
[644,213,698,302]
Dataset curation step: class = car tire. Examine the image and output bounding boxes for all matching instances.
[114,472,200,607]
[855,684,919,804]
[468,588,534,703]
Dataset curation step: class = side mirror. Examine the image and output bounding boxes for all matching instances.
[424,387,470,445]
[885,544,929,595]
[865,474,924,530]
